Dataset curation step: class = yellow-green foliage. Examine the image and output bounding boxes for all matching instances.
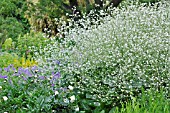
[2,38,15,50]
[0,52,38,68]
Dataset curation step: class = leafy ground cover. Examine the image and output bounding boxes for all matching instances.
[0,0,170,113]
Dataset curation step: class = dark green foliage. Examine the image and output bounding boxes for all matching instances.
[26,0,124,36]
[0,73,53,112]
[0,17,24,47]
[139,0,161,3]
[0,0,17,17]
[0,0,30,47]
[25,0,68,36]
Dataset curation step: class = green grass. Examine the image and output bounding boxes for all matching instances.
[109,89,170,113]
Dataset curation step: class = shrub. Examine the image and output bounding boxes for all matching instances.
[0,17,25,47]
[0,0,30,31]
[2,38,14,50]
[1,32,51,58]
[0,0,30,47]
[15,32,51,58]
[35,0,170,112]
[0,52,37,68]
[25,0,67,36]
[0,0,17,17]
[25,0,124,36]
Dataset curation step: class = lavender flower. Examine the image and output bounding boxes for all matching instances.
[52,72,61,80]
[22,77,27,81]
[51,83,55,87]
[39,76,45,80]
[23,68,32,77]
[31,66,40,73]
[4,67,10,72]
[10,64,16,71]
[4,64,16,72]
[0,74,8,79]
[18,67,24,74]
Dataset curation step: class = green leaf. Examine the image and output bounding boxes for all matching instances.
[93,106,103,113]
[100,110,105,113]
[80,111,86,113]
[109,107,116,113]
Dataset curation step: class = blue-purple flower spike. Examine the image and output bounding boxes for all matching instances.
[0,74,8,79]
[23,68,32,77]
[39,76,45,80]
[52,72,61,79]
[4,66,10,72]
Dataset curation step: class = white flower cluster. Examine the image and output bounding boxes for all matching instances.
[36,0,170,106]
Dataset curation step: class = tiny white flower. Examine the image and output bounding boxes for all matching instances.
[3,96,8,101]
[75,107,79,111]
[63,98,69,104]
[4,112,8,113]
[0,86,2,89]
[55,91,59,95]
[68,85,74,90]
[70,95,76,103]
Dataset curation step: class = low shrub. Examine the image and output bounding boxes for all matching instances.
[2,38,15,50]
[0,52,37,68]
[0,65,75,112]
[35,0,170,112]
[1,32,51,58]
[15,32,51,57]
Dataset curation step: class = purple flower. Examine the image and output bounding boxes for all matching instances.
[11,67,16,71]
[39,76,45,80]
[52,72,61,80]
[51,84,55,87]
[23,68,32,77]
[55,60,60,65]
[23,77,27,81]
[0,68,2,72]
[31,66,39,71]
[0,74,8,79]
[18,67,24,74]
[4,67,10,72]
[31,66,36,70]
[13,72,20,76]
[4,64,16,72]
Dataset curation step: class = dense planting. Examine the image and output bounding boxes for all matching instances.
[0,0,169,113]
[34,1,170,112]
